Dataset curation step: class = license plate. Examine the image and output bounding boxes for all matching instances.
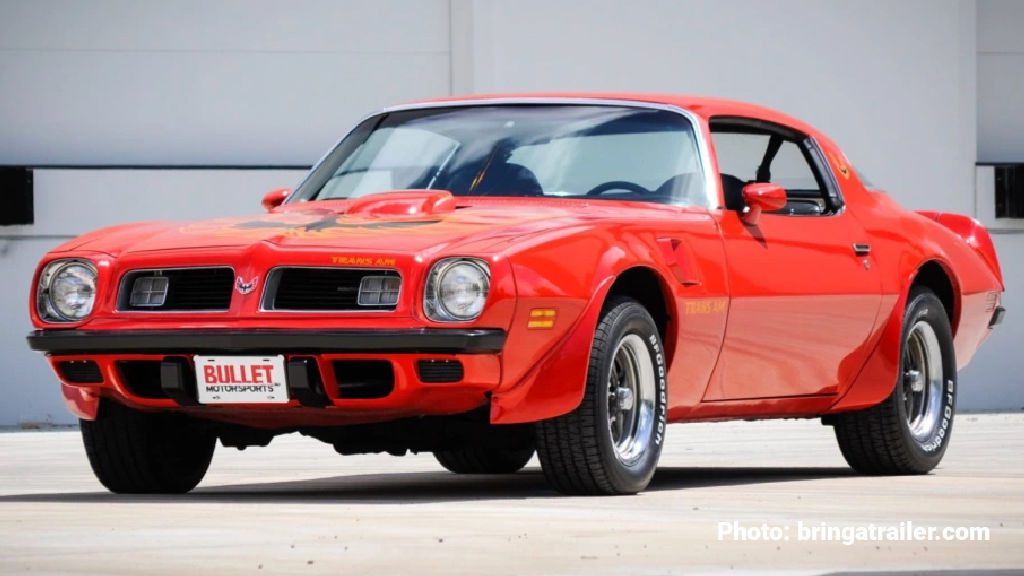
[194,355,289,404]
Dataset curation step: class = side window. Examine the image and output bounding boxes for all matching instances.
[769,141,820,192]
[712,132,770,183]
[711,124,838,216]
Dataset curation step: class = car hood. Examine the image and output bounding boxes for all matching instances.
[58,199,613,257]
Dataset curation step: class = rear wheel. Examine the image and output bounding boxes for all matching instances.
[434,447,534,474]
[81,401,216,494]
[535,298,667,495]
[832,287,956,474]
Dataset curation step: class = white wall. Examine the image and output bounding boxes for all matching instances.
[0,0,1020,424]
[968,0,1024,410]
[0,0,451,165]
[977,0,1024,162]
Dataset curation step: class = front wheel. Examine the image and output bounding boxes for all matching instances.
[81,401,216,494]
[832,287,957,474]
[535,298,667,495]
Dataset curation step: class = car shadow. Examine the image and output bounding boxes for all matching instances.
[0,465,853,504]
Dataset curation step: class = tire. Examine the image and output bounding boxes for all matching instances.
[535,298,668,495]
[832,286,957,474]
[81,401,216,494]
[434,447,534,474]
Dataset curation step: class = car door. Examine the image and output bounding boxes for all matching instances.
[703,120,881,400]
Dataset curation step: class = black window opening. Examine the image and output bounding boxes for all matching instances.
[0,167,33,225]
[994,164,1024,219]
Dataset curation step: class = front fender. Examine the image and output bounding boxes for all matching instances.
[490,243,649,424]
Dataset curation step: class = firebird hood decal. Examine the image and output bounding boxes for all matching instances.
[179,209,553,246]
[65,206,596,255]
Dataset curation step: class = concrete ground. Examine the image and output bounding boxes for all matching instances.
[0,414,1021,575]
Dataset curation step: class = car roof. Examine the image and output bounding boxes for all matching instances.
[403,92,825,141]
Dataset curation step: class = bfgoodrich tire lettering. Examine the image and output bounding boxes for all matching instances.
[535,298,667,495]
[832,287,957,474]
[81,401,216,494]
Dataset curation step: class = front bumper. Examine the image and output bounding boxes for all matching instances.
[29,328,506,426]
[27,328,507,355]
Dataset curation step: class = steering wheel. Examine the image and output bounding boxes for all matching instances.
[585,180,652,197]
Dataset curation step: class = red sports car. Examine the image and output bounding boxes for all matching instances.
[27,94,1005,495]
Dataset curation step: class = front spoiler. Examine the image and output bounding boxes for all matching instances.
[27,328,507,355]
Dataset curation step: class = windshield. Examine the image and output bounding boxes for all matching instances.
[292,104,708,207]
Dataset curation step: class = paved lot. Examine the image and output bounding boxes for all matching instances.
[0,413,1021,575]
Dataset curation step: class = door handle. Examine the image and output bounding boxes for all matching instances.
[852,243,871,257]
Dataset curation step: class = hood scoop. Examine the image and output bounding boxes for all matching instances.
[344,190,457,218]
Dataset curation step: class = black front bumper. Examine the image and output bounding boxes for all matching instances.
[27,328,507,356]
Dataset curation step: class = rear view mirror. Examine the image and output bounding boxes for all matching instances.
[261,188,291,212]
[740,183,786,225]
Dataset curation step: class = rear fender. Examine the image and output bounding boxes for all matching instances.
[831,250,967,413]
[915,211,1004,289]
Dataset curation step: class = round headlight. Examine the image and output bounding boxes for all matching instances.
[39,261,97,321]
[425,258,490,321]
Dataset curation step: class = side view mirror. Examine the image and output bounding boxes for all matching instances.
[261,188,291,212]
[740,183,786,225]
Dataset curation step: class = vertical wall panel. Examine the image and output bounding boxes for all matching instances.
[0,0,451,165]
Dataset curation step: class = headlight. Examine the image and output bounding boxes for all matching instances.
[424,258,490,322]
[37,260,97,322]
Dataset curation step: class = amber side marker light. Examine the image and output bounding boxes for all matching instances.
[528,308,557,329]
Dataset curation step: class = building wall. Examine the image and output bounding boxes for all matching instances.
[967,0,1024,410]
[977,0,1024,162]
[0,0,451,165]
[0,0,1019,425]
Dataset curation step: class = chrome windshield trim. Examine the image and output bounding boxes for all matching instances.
[290,96,720,210]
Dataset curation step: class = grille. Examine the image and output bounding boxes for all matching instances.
[416,360,464,383]
[57,360,103,384]
[267,268,401,311]
[118,268,233,312]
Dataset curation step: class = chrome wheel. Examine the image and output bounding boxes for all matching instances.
[833,287,956,476]
[901,320,945,442]
[607,334,656,465]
